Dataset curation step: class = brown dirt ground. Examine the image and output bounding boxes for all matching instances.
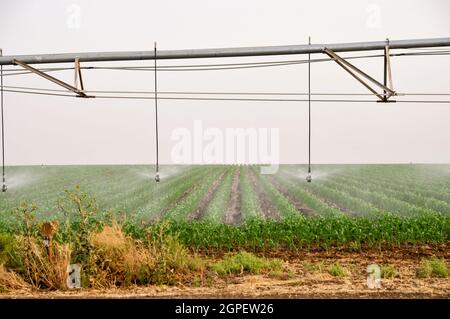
[2,247,448,299]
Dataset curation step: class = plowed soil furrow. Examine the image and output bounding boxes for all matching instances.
[267,175,316,216]
[188,170,228,221]
[223,168,241,225]
[247,168,280,220]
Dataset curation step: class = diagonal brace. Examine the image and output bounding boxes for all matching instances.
[323,48,396,101]
[384,44,394,91]
[74,57,85,91]
[13,59,87,97]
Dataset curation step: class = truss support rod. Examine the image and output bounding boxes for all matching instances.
[12,59,88,97]
[383,41,388,101]
[383,39,395,101]
[1,37,449,65]
[74,58,85,91]
[385,41,394,92]
[323,48,395,101]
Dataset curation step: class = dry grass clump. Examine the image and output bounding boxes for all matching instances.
[89,221,154,287]
[0,264,30,292]
[17,236,71,290]
[1,221,206,292]
[89,221,205,287]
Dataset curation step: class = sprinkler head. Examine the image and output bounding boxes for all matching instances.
[1,182,7,192]
[306,173,312,183]
[154,173,160,183]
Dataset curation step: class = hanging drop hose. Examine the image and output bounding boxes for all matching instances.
[1,62,6,192]
[306,37,312,183]
[154,42,160,183]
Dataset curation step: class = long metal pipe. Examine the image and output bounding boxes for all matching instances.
[0,37,449,66]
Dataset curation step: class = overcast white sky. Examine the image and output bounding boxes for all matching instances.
[0,0,449,165]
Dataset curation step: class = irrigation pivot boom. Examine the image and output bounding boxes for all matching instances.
[0,37,449,188]
[1,38,449,65]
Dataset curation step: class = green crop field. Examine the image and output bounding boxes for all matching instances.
[0,164,449,249]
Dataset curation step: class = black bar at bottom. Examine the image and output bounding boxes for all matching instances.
[0,299,446,318]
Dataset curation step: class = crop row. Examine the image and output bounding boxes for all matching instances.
[269,173,343,217]
[203,167,235,223]
[98,166,211,224]
[336,172,450,208]
[299,180,381,216]
[165,167,227,221]
[274,167,443,217]
[337,167,450,197]
[136,212,450,250]
[250,167,299,219]
[330,175,450,215]
[238,167,262,220]
[316,177,438,217]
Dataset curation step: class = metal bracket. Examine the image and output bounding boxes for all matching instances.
[323,47,396,102]
[12,59,88,97]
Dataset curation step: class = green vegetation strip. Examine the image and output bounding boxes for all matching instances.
[125,213,450,250]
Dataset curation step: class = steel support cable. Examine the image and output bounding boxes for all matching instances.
[0,86,382,95]
[0,59,332,75]
[4,85,450,97]
[3,88,450,103]
[0,86,384,95]
[0,59,321,75]
[0,55,370,72]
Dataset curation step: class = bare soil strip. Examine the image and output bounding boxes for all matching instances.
[3,248,448,299]
[188,170,228,221]
[267,175,316,217]
[223,168,241,225]
[247,168,280,220]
